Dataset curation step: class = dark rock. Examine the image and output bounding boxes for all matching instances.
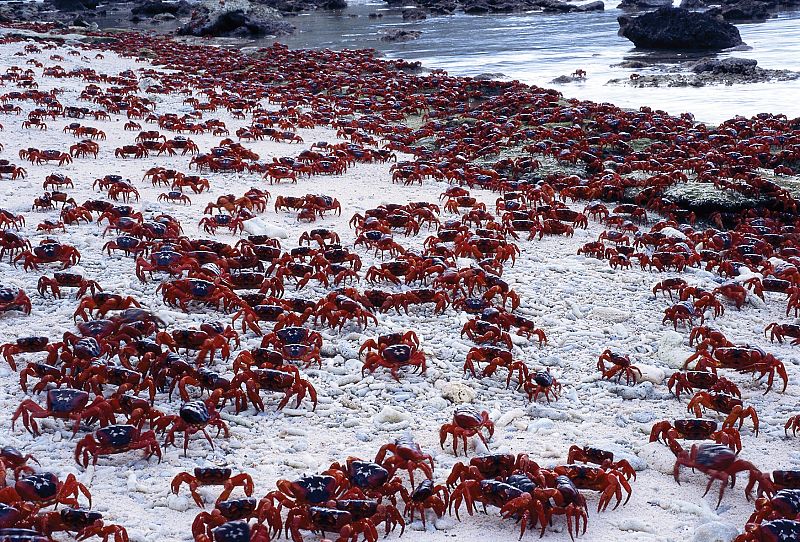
[617,0,671,10]
[51,0,98,10]
[690,56,758,73]
[402,7,427,18]
[131,0,191,17]
[679,0,706,7]
[379,28,422,41]
[576,1,604,11]
[707,0,771,20]
[534,0,576,12]
[177,8,294,37]
[368,11,383,17]
[320,0,347,9]
[618,7,744,50]
[72,14,91,26]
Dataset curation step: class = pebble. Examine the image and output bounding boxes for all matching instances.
[438,382,476,403]
[692,521,739,542]
[166,494,191,512]
[635,363,665,385]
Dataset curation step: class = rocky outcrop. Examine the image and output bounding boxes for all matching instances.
[618,7,744,50]
[617,0,671,10]
[608,57,800,87]
[379,28,422,41]
[177,4,295,37]
[131,0,193,18]
[707,0,771,21]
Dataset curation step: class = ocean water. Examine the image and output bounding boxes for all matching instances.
[274,2,800,123]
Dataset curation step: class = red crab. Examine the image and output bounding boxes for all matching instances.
[375,436,434,486]
[553,464,633,511]
[231,366,317,412]
[566,446,636,480]
[464,346,529,386]
[12,388,116,437]
[440,407,495,456]
[0,472,91,509]
[37,273,102,299]
[597,349,641,385]
[13,240,80,271]
[261,327,322,368]
[734,520,800,542]
[673,443,764,507]
[686,392,759,435]
[163,399,230,455]
[667,370,741,399]
[401,480,449,529]
[74,424,162,467]
[0,447,39,486]
[1,337,59,372]
[172,468,255,507]
[362,343,426,381]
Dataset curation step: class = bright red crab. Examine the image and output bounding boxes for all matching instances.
[440,407,494,456]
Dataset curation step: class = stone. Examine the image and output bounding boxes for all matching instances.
[692,522,739,542]
[618,7,744,50]
[691,57,758,74]
[379,29,422,41]
[617,0,671,9]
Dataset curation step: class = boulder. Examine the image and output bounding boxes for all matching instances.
[576,1,604,10]
[177,7,295,37]
[379,28,422,41]
[708,0,771,20]
[690,56,758,73]
[131,0,192,17]
[51,0,98,10]
[402,7,428,18]
[679,0,706,7]
[617,0,671,10]
[618,7,744,50]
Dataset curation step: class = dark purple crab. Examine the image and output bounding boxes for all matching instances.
[163,400,230,455]
[12,388,116,436]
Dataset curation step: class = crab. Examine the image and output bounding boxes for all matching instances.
[734,520,800,542]
[566,446,636,480]
[231,366,317,412]
[162,399,230,455]
[316,293,378,330]
[135,249,198,282]
[362,343,427,381]
[324,458,406,504]
[25,508,128,542]
[375,436,434,486]
[687,392,759,435]
[521,369,562,403]
[464,346,528,386]
[156,324,238,365]
[261,327,323,368]
[0,286,32,318]
[158,278,242,313]
[285,504,386,542]
[1,337,59,372]
[172,468,255,508]
[192,499,279,542]
[785,414,800,436]
[401,480,448,528]
[747,489,800,524]
[74,424,161,467]
[673,443,765,507]
[198,215,245,236]
[13,240,81,271]
[0,472,92,512]
[440,407,495,456]
[765,323,800,345]
[663,301,703,329]
[597,349,641,385]
[0,447,39,486]
[553,464,633,511]
[685,345,788,394]
[667,370,741,399]
[12,388,116,437]
[73,293,142,321]
[445,453,542,488]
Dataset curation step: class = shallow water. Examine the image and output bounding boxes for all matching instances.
[273,2,800,123]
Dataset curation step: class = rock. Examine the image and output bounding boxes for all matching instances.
[243,218,289,238]
[692,522,739,542]
[618,7,744,50]
[131,0,191,17]
[51,0,98,10]
[576,1,605,10]
[708,0,771,20]
[679,0,707,7]
[438,382,476,403]
[177,6,294,38]
[617,0,671,9]
[153,12,177,21]
[635,363,665,385]
[402,7,427,18]
[534,0,576,12]
[72,15,91,27]
[379,29,422,42]
[691,57,758,74]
